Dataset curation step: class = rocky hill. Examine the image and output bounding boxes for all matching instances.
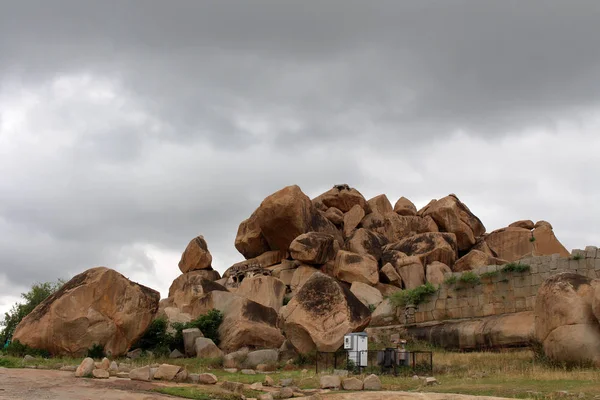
[12,184,570,358]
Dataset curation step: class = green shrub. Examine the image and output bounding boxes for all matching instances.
[529,236,536,242]
[368,304,377,313]
[501,263,530,273]
[480,270,499,279]
[389,283,437,308]
[172,309,224,351]
[572,254,583,261]
[458,271,481,285]
[283,297,291,306]
[6,340,50,358]
[444,276,457,285]
[132,317,173,351]
[0,358,20,368]
[86,343,106,359]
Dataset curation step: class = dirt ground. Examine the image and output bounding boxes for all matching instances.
[0,368,512,400]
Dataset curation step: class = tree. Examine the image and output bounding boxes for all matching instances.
[0,280,64,345]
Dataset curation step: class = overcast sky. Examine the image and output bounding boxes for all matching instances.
[1,1,600,318]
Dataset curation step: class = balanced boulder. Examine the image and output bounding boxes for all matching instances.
[312,185,370,213]
[167,273,227,317]
[280,272,371,353]
[236,275,286,311]
[334,251,379,285]
[419,194,485,251]
[384,232,458,267]
[13,267,159,357]
[235,210,271,259]
[453,250,506,272]
[394,197,417,216]
[289,232,336,264]
[179,236,213,273]
[367,194,393,215]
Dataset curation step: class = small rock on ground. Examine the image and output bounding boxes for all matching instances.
[363,374,382,390]
[92,369,109,379]
[241,369,256,375]
[221,381,244,394]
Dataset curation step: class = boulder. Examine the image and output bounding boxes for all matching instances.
[99,357,110,370]
[75,358,95,378]
[509,220,535,230]
[484,227,534,262]
[223,347,250,368]
[129,366,153,382]
[236,275,286,311]
[222,381,245,394]
[534,273,600,366]
[195,337,223,359]
[453,249,507,272]
[370,299,398,326]
[535,220,553,229]
[92,369,109,379]
[198,373,218,384]
[183,328,204,357]
[375,283,400,298]
[346,228,388,262]
[280,272,371,353]
[532,224,569,258]
[363,374,382,390]
[343,204,366,238]
[167,273,227,317]
[235,210,271,259]
[178,236,213,273]
[342,377,364,390]
[368,194,393,215]
[108,361,119,376]
[153,364,183,381]
[350,282,383,308]
[243,349,279,369]
[384,214,439,243]
[290,265,319,294]
[324,207,344,226]
[160,305,192,333]
[313,185,370,213]
[426,261,452,286]
[394,197,417,216]
[169,349,184,359]
[12,267,160,357]
[395,256,425,290]
[320,375,342,389]
[289,232,336,265]
[278,339,298,363]
[419,194,485,251]
[384,232,458,267]
[334,251,379,285]
[175,369,189,383]
[256,185,341,252]
[380,263,402,286]
[194,291,284,352]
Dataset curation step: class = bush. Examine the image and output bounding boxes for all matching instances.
[444,276,458,285]
[458,271,481,285]
[389,283,437,308]
[86,343,106,359]
[6,340,50,358]
[186,309,224,346]
[501,263,530,273]
[0,280,64,344]
[132,317,173,351]
[572,254,584,261]
[480,270,499,279]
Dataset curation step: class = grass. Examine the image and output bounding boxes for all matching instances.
[501,263,531,273]
[572,254,584,261]
[480,270,499,279]
[444,276,458,285]
[458,271,480,285]
[389,283,437,308]
[4,348,600,399]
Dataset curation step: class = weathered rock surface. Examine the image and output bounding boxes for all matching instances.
[534,273,600,366]
[223,347,249,368]
[324,207,344,226]
[167,273,227,317]
[256,185,341,252]
[346,228,388,262]
[235,210,271,259]
[334,251,379,285]
[342,377,364,390]
[243,349,279,369]
[13,267,159,357]
[195,337,223,359]
[368,194,393,215]
[280,272,371,353]
[363,374,382,390]
[394,197,417,216]
[380,263,402,286]
[320,375,342,389]
[129,366,153,382]
[343,204,366,238]
[313,185,370,213]
[384,232,458,267]
[453,250,507,272]
[509,219,535,230]
[178,236,213,273]
[290,265,319,294]
[419,195,485,251]
[408,311,535,350]
[532,224,570,258]
[395,256,425,290]
[426,261,452,286]
[484,227,534,262]
[350,282,383,308]
[236,275,286,311]
[370,299,398,326]
[198,373,218,384]
[92,369,109,379]
[183,328,204,357]
[289,232,336,264]
[153,364,183,381]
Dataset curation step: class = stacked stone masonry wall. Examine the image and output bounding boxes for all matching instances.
[412,247,600,324]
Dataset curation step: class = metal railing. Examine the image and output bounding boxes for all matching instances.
[315,348,433,376]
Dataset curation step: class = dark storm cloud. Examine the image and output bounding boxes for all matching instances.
[1,0,600,311]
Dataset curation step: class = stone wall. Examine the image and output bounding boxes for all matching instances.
[410,247,600,325]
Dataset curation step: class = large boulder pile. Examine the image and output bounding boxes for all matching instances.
[534,272,600,366]
[12,267,160,356]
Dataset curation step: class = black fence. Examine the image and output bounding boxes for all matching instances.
[315,348,433,376]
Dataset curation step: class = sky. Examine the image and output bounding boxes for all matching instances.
[1,1,600,318]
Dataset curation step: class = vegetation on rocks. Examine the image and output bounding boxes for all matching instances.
[501,262,531,273]
[389,283,437,308]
